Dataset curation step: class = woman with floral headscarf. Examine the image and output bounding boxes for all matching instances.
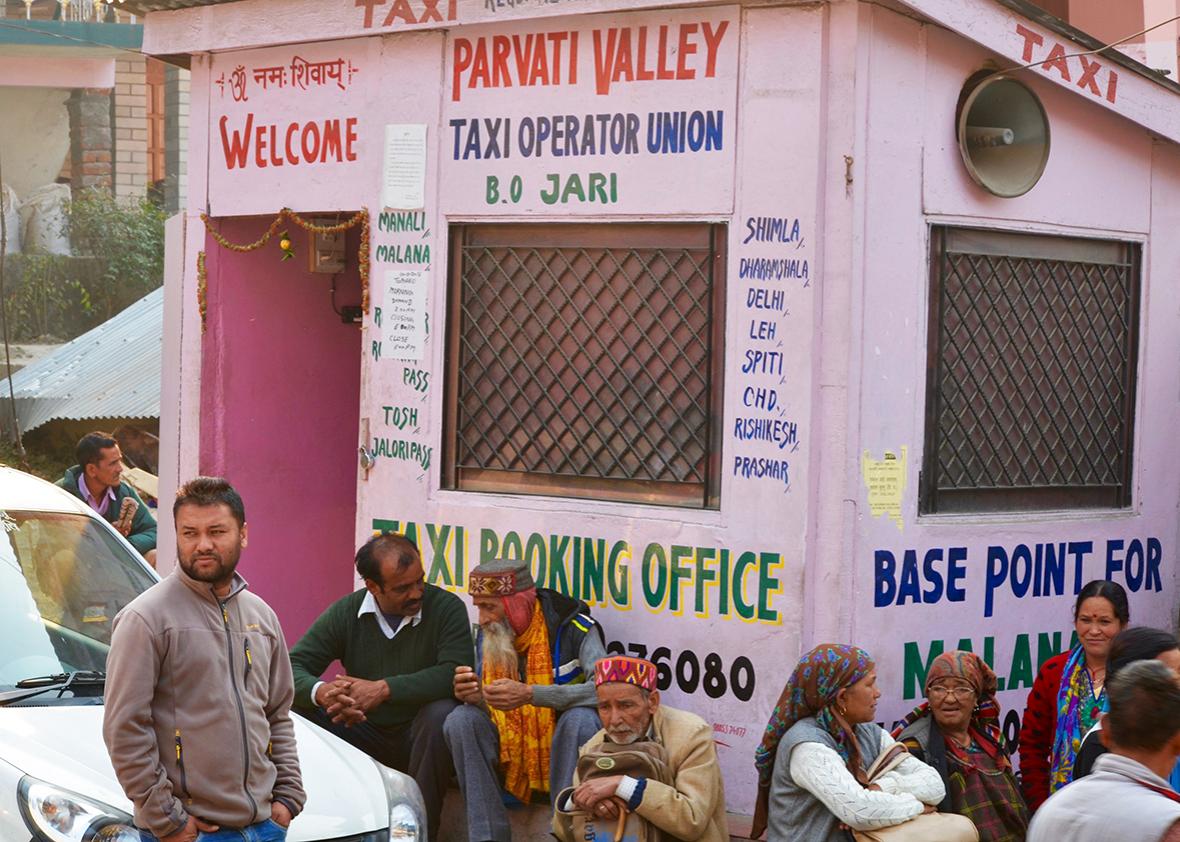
[752,644,945,842]
[893,650,1029,842]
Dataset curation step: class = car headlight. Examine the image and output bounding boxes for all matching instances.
[373,760,426,842]
[18,776,139,842]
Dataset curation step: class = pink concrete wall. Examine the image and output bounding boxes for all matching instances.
[848,4,1180,738]
[200,217,363,642]
[161,0,1180,820]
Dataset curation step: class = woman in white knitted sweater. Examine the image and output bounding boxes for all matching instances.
[750,644,945,842]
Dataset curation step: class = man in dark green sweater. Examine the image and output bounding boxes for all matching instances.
[289,533,473,840]
[57,431,157,566]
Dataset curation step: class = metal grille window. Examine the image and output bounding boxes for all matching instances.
[922,227,1140,514]
[444,223,726,508]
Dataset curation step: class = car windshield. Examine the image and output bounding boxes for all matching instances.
[0,509,155,695]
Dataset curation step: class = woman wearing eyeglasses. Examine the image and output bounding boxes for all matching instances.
[893,650,1030,842]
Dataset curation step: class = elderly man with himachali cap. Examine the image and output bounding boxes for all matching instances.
[445,558,607,842]
[553,656,728,842]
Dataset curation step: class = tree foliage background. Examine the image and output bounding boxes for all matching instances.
[3,189,166,341]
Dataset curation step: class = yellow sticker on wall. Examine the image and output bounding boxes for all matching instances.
[861,447,907,532]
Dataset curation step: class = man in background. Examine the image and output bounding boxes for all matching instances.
[1029,659,1180,842]
[58,431,157,566]
[103,476,303,842]
[289,533,471,841]
[446,558,606,842]
[554,655,728,842]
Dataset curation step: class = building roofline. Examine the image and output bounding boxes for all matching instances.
[993,0,1180,95]
[0,18,143,51]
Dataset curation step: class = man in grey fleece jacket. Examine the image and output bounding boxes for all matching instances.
[103,477,305,842]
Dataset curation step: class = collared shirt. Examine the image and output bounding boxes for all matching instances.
[78,474,116,518]
[357,590,422,640]
[309,591,424,706]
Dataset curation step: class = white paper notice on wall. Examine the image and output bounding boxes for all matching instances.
[382,124,427,209]
[382,269,428,361]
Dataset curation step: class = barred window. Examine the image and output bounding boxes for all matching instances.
[921,227,1141,514]
[444,223,726,508]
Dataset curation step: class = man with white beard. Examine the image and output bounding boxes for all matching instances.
[554,656,728,842]
[445,559,606,842]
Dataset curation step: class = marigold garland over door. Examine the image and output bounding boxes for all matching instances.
[196,208,371,332]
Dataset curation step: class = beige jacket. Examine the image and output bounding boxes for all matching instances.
[103,567,305,836]
[556,705,729,842]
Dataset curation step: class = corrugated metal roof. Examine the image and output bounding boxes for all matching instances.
[0,286,162,434]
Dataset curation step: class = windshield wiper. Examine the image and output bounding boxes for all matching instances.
[0,671,106,706]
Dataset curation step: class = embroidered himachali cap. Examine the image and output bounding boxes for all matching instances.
[467,558,535,597]
[595,656,658,691]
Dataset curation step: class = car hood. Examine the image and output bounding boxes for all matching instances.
[0,706,388,839]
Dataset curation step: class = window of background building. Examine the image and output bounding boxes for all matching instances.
[444,223,726,509]
[146,58,166,188]
[921,227,1141,514]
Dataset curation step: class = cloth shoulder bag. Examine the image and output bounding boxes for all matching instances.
[850,744,979,842]
[555,740,673,842]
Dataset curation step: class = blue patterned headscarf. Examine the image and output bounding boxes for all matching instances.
[750,644,874,837]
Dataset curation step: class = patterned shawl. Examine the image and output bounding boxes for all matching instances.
[483,600,555,801]
[891,649,1010,769]
[751,644,873,838]
[1049,644,1105,793]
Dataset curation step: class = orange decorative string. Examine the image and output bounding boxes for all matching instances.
[198,208,372,317]
[196,250,207,333]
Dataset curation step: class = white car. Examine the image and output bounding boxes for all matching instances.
[0,466,425,842]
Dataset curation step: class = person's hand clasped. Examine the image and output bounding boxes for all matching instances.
[482,678,532,711]
[314,677,365,726]
[336,675,390,713]
[161,815,218,842]
[453,665,483,705]
[572,775,624,818]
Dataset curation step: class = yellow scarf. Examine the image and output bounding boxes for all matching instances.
[484,601,555,800]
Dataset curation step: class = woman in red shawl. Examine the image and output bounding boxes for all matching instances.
[893,650,1029,842]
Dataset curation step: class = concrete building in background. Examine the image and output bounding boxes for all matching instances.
[130,0,1180,832]
[0,0,188,217]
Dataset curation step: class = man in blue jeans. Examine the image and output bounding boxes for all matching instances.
[141,822,288,842]
[104,478,305,842]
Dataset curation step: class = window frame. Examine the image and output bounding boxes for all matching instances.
[920,225,1142,515]
[442,222,727,510]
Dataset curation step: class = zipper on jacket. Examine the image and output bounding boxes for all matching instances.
[243,639,253,683]
[175,730,190,802]
[221,598,258,823]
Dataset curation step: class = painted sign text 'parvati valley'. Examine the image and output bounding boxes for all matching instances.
[441,5,739,214]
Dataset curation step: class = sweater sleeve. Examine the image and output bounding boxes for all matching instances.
[386,594,474,704]
[532,626,606,710]
[870,732,946,805]
[788,742,925,831]
[123,486,157,554]
[1020,655,1063,811]
[289,601,345,712]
